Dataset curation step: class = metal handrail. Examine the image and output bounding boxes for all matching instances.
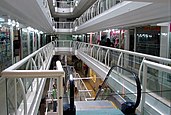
[94,65,141,114]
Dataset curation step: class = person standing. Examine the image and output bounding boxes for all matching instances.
[52,84,57,112]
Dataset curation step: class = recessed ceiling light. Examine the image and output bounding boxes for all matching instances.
[0,17,5,22]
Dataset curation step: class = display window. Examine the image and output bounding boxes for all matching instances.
[136,26,160,56]
[110,29,125,49]
[0,25,12,71]
[21,29,28,58]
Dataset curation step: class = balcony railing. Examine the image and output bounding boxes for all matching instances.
[56,1,74,8]
[54,22,73,29]
[1,41,65,115]
[73,0,122,28]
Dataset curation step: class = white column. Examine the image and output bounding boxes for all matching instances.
[99,31,102,40]
[65,55,67,66]
[124,30,130,50]
[160,26,169,58]
[27,30,30,55]
[134,28,137,52]
[32,32,35,52]
[57,76,63,115]
[38,33,40,49]
[10,26,14,64]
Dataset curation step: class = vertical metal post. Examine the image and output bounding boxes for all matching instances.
[14,78,18,115]
[141,63,147,115]
[57,76,63,115]
[70,75,74,109]
[117,52,123,66]
[65,55,67,66]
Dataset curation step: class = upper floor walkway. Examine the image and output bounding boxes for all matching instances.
[54,0,171,34]
[1,40,171,115]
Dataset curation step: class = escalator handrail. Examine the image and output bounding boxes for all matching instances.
[94,65,141,109]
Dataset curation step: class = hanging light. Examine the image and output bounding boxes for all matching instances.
[12,20,15,26]
[8,19,12,25]
[16,22,19,27]
[75,0,78,6]
[53,0,56,6]
[55,7,57,12]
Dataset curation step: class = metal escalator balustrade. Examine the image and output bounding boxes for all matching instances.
[94,65,141,115]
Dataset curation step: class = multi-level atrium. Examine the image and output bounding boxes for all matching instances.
[0,0,171,115]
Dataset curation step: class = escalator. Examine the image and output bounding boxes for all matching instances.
[94,66,141,115]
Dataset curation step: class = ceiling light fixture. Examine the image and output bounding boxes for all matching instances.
[53,0,56,6]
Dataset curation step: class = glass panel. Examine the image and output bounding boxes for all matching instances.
[95,66,140,111]
[21,29,28,58]
[7,78,16,114]
[0,26,12,72]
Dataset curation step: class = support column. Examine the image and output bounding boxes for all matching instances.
[10,26,14,64]
[160,26,169,58]
[27,30,30,55]
[65,55,67,66]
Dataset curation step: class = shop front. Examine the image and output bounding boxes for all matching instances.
[136,26,161,56]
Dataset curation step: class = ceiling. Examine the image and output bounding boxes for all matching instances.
[0,0,53,33]
[75,1,171,33]
[0,0,170,34]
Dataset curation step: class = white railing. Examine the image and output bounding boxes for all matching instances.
[1,41,65,115]
[54,22,73,29]
[73,0,122,28]
[74,73,92,101]
[55,1,74,8]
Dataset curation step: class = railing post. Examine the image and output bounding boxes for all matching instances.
[97,47,100,61]
[14,78,18,115]
[57,76,63,115]
[141,63,147,115]
[105,49,109,65]
[138,57,145,83]
[18,78,27,115]
[117,52,123,66]
[56,61,64,115]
